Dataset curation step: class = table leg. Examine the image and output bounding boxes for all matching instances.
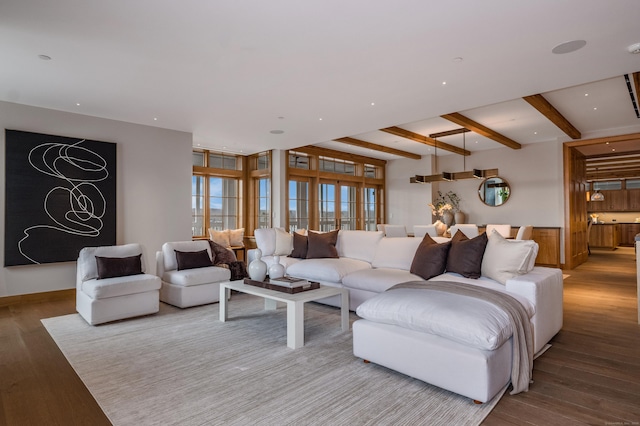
[287,300,304,349]
[340,290,350,331]
[219,285,228,322]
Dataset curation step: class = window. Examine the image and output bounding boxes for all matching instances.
[192,149,243,238]
[286,149,386,231]
[257,178,271,229]
[626,179,640,189]
[593,181,622,190]
[248,152,272,230]
[288,180,309,232]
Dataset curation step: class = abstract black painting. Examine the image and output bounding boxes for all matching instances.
[4,130,116,266]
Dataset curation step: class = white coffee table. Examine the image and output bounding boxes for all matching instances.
[219,280,349,349]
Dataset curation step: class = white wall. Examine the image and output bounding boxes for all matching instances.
[387,141,564,228]
[0,101,192,297]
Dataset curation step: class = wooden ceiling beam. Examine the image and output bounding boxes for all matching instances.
[523,94,581,139]
[428,128,470,138]
[333,137,421,160]
[440,112,522,149]
[380,126,470,156]
[294,145,387,166]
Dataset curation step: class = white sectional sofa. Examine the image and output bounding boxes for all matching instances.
[249,228,563,402]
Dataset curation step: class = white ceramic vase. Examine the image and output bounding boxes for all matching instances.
[268,255,285,279]
[248,248,267,281]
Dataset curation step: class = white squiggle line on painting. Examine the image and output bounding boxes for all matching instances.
[17,140,109,264]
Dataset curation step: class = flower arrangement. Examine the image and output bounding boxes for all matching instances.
[429,191,460,219]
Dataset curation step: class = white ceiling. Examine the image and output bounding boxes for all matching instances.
[2,0,640,159]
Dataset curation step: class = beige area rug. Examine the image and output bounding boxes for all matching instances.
[42,294,506,426]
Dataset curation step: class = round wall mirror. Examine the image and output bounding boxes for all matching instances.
[478,177,511,207]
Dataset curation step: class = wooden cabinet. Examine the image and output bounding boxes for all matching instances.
[619,223,640,246]
[589,224,620,250]
[627,189,640,210]
[531,227,560,268]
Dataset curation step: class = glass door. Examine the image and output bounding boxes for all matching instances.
[319,181,358,231]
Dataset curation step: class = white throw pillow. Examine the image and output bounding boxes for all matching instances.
[273,227,293,256]
[229,228,244,247]
[481,230,538,285]
[209,228,231,248]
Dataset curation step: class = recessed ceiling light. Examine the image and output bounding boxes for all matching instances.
[278,116,285,119]
[442,81,447,85]
[153,117,158,121]
[38,54,52,61]
[319,118,323,121]
[584,93,589,96]
[534,131,538,135]
[593,107,597,110]
[76,103,80,106]
[552,39,587,54]
[452,57,463,62]
[370,102,375,106]
[270,130,284,134]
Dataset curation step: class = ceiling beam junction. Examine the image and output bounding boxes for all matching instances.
[380,126,470,156]
[440,112,522,149]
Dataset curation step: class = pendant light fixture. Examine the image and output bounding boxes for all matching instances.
[590,167,605,201]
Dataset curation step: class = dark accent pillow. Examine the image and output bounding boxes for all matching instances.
[410,234,451,280]
[306,230,339,259]
[446,231,488,279]
[95,254,143,279]
[289,232,308,259]
[175,249,213,271]
[208,240,237,265]
[228,260,249,280]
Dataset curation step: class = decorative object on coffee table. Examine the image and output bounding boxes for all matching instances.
[248,248,267,281]
[268,255,285,279]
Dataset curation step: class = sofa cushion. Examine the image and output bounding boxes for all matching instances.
[95,254,143,279]
[285,258,371,283]
[208,240,237,265]
[274,227,293,255]
[162,241,212,272]
[342,268,423,293]
[254,228,276,256]
[289,232,308,258]
[481,231,539,284]
[410,235,451,280]
[229,228,245,247]
[371,237,422,270]
[163,266,231,287]
[306,230,339,259]
[209,228,231,247]
[336,230,384,263]
[175,249,213,271]
[446,231,488,279]
[82,273,161,299]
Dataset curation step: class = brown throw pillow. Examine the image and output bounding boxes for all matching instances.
[446,231,488,279]
[208,240,237,265]
[95,254,143,279]
[306,230,339,259]
[174,249,213,271]
[289,232,308,259]
[410,234,451,280]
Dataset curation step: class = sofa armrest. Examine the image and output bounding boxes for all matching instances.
[506,266,563,352]
[156,251,165,278]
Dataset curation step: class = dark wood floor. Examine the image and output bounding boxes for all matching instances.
[1,248,638,425]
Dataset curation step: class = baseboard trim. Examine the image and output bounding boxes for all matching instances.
[0,289,75,308]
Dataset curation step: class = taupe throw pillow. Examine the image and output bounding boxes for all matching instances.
[306,229,339,259]
[410,234,451,280]
[95,254,143,279]
[175,249,213,271]
[289,232,308,259]
[208,240,237,265]
[446,231,488,279]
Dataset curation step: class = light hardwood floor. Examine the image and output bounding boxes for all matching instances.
[1,248,638,425]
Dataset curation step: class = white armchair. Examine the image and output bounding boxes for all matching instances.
[156,240,231,308]
[379,224,408,237]
[515,225,534,240]
[76,243,161,325]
